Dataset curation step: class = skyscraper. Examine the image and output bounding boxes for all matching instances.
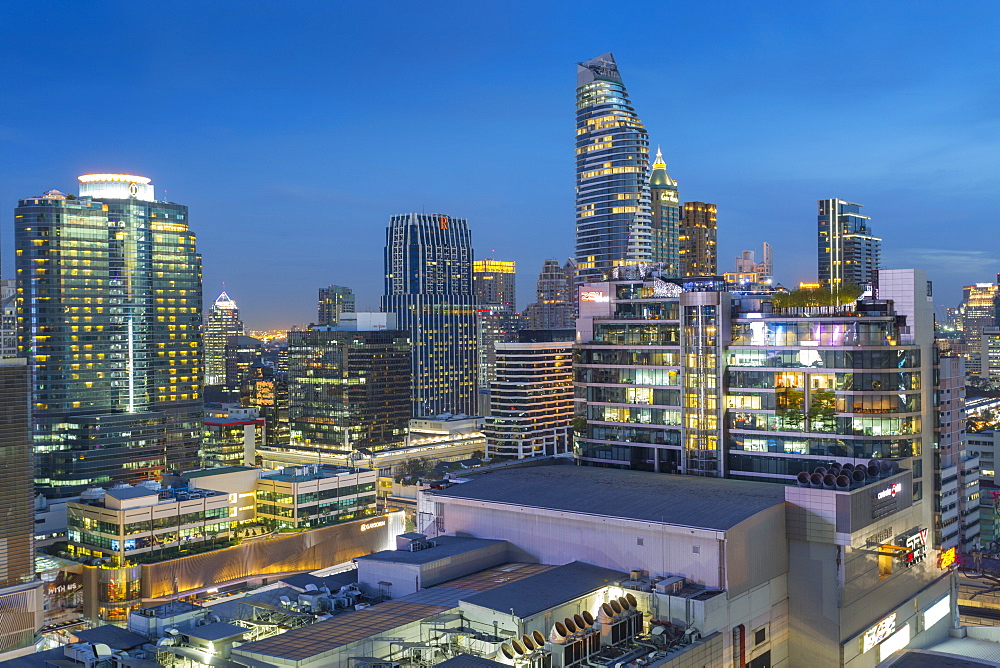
[575,53,652,284]
[649,148,680,277]
[204,290,244,386]
[317,285,355,327]
[473,260,518,414]
[523,259,576,330]
[0,359,43,656]
[382,213,477,416]
[817,198,881,290]
[679,201,718,276]
[16,175,203,497]
[288,319,410,452]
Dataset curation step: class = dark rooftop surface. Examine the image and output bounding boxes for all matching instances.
[74,624,148,649]
[883,649,1000,667]
[431,464,787,530]
[105,486,159,500]
[185,621,247,642]
[185,466,256,479]
[354,536,506,565]
[460,561,625,618]
[280,569,358,592]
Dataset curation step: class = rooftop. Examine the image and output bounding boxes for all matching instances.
[235,600,449,660]
[354,536,505,566]
[185,465,258,479]
[459,561,625,618]
[74,625,148,650]
[429,463,787,531]
[184,621,247,643]
[437,655,507,668]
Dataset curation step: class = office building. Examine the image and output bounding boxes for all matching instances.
[934,355,980,552]
[204,290,244,386]
[735,243,773,285]
[575,267,936,519]
[202,405,266,468]
[818,198,881,290]
[243,364,289,446]
[0,280,15,359]
[287,318,410,452]
[679,201,717,276]
[473,260,518,414]
[649,148,680,276]
[0,359,43,658]
[382,213,477,417]
[959,282,999,357]
[224,334,263,401]
[575,53,652,284]
[523,258,576,330]
[16,175,203,497]
[485,330,575,459]
[317,285,355,327]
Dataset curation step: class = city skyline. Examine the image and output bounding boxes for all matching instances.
[1,2,998,328]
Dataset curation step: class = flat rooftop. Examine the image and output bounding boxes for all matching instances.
[354,536,505,565]
[185,465,257,479]
[461,561,625,618]
[430,464,787,531]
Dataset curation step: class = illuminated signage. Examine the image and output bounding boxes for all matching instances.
[862,613,896,653]
[938,547,958,570]
[581,290,609,303]
[900,528,928,567]
[923,597,950,628]
[876,482,903,500]
[360,520,386,532]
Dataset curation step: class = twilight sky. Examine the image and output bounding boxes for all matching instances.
[1,1,998,329]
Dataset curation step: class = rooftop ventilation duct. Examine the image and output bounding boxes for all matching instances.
[573,614,586,629]
[836,475,851,491]
[532,630,545,646]
[581,611,595,627]
[809,473,824,488]
[796,472,811,487]
[522,634,535,651]
[822,474,836,490]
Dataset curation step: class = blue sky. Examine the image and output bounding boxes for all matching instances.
[1,1,998,328]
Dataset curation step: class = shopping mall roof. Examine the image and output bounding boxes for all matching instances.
[354,536,505,565]
[233,600,450,662]
[459,561,625,618]
[432,464,787,531]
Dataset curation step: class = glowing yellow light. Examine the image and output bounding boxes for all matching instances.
[78,174,151,184]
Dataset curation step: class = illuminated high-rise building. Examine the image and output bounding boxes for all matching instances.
[649,148,680,276]
[679,201,717,276]
[204,290,244,386]
[382,213,477,416]
[524,259,576,330]
[473,260,518,414]
[317,285,355,327]
[817,198,880,290]
[16,175,203,497]
[575,53,651,284]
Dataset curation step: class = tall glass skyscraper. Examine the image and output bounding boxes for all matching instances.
[382,213,477,417]
[575,53,652,284]
[204,290,244,386]
[16,175,202,497]
[317,285,355,327]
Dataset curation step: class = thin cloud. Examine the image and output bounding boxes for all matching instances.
[885,248,1000,279]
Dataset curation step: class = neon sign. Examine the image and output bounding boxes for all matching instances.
[876,482,902,500]
[581,290,608,302]
[360,520,386,532]
[862,613,896,653]
[938,547,957,570]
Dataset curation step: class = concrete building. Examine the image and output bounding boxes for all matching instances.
[204,290,244,387]
[935,355,980,552]
[415,461,954,667]
[473,260,519,415]
[523,258,577,330]
[316,284,355,327]
[679,201,718,276]
[202,404,266,468]
[485,330,575,459]
[0,359,43,659]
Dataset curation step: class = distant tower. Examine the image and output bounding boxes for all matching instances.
[817,198,880,290]
[524,259,577,330]
[205,291,244,386]
[734,243,773,285]
[317,285,355,327]
[649,148,680,277]
[473,260,518,415]
[575,53,652,284]
[680,202,718,276]
[382,213,477,417]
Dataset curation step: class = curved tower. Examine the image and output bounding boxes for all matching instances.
[575,53,651,284]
